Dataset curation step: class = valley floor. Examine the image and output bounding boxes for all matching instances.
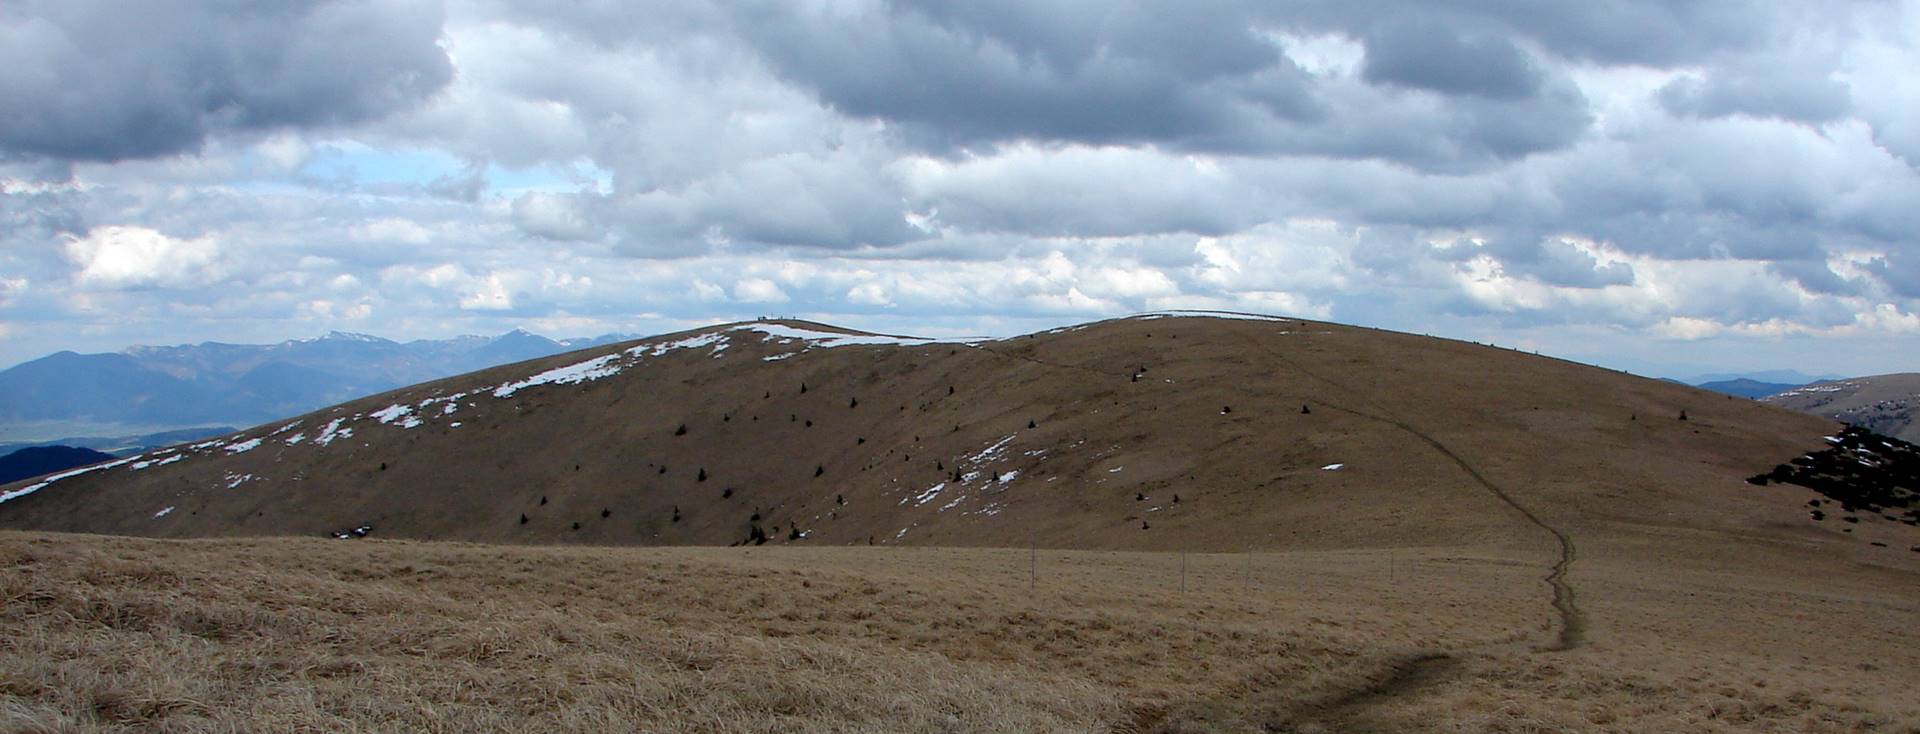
[1,531,1914,732]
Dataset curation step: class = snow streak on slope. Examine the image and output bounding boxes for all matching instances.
[1,457,137,504]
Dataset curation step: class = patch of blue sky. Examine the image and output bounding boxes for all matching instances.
[236,139,610,198]
[299,141,466,188]
[487,159,611,196]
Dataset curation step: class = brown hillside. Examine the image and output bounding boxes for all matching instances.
[1764,373,1920,443]
[0,313,1897,559]
[4,313,1918,731]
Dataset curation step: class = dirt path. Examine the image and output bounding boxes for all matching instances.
[1228,322,1584,652]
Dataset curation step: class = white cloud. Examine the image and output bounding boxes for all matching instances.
[64,226,221,289]
[459,273,514,311]
[732,277,789,303]
[352,218,434,244]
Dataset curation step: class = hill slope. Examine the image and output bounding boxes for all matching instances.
[3,313,1899,557]
[1764,373,1920,443]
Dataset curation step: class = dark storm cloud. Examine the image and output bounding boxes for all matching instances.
[730,0,1309,149]
[0,0,452,162]
[1358,20,1542,99]
[727,0,1591,170]
[1659,70,1854,124]
[1767,260,1863,297]
[1279,0,1778,66]
[1866,252,1920,299]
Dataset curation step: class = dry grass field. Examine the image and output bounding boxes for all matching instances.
[3,531,1914,733]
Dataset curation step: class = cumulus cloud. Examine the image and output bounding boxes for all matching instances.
[65,226,222,289]
[732,278,789,303]
[0,0,1917,379]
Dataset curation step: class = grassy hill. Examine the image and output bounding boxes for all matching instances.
[2,312,1915,731]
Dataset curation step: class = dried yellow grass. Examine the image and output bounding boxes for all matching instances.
[1,531,1914,732]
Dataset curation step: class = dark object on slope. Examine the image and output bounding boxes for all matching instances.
[1749,426,1920,526]
[0,445,117,485]
[329,524,373,539]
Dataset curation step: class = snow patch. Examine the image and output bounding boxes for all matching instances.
[493,353,625,397]
[369,404,413,424]
[284,433,307,446]
[1321,463,1345,471]
[315,418,352,446]
[908,482,947,506]
[129,454,184,470]
[153,506,174,518]
[633,331,731,358]
[967,435,1016,465]
[224,472,254,489]
[225,438,263,454]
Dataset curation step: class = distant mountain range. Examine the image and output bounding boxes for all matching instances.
[1762,373,1920,443]
[1683,369,1840,386]
[0,427,239,459]
[1693,378,1806,399]
[0,329,630,443]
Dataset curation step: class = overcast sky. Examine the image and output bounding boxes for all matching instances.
[2,0,1917,379]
